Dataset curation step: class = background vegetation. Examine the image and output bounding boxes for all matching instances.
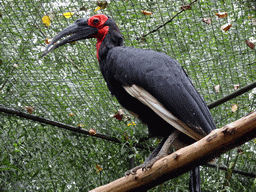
[1,0,256,191]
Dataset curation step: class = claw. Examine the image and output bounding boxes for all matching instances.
[125,154,167,176]
[124,163,146,176]
[142,166,147,171]
[141,163,152,171]
[124,168,137,176]
[124,170,132,176]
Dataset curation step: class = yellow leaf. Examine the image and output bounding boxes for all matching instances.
[42,16,51,26]
[95,6,101,12]
[127,122,136,126]
[63,12,73,18]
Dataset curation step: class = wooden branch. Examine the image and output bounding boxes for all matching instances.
[0,105,150,151]
[89,112,256,192]
[0,105,120,143]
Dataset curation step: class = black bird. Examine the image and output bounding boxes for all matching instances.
[42,14,216,191]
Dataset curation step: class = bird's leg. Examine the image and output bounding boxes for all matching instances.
[125,137,167,176]
[125,130,180,176]
[142,129,180,170]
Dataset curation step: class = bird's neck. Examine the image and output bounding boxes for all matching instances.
[95,26,109,61]
[97,27,123,62]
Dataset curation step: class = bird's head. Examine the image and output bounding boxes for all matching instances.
[42,14,122,58]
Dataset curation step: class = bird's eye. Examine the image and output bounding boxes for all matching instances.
[93,18,100,24]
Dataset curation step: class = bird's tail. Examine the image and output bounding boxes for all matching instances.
[189,166,201,192]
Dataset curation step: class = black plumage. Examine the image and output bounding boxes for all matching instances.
[42,14,216,192]
[104,47,214,137]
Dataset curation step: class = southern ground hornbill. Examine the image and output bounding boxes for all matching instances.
[42,14,216,191]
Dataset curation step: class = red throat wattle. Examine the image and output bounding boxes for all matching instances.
[88,14,109,60]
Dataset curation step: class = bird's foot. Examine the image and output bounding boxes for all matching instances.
[142,153,167,171]
[125,153,167,176]
[125,164,145,176]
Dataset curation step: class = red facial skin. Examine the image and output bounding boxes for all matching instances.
[88,14,109,60]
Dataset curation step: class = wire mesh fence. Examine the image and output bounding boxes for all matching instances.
[1,0,256,191]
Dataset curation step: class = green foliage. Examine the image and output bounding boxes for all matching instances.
[0,0,255,191]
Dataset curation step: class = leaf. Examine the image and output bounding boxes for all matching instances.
[234,84,240,90]
[63,12,73,18]
[96,1,108,9]
[220,0,225,4]
[141,10,153,15]
[215,12,228,18]
[231,104,238,112]
[95,6,101,12]
[113,109,125,121]
[45,39,51,44]
[127,122,136,126]
[214,85,220,93]
[95,164,103,173]
[89,128,96,135]
[245,40,255,49]
[128,153,136,159]
[221,23,232,32]
[123,132,129,141]
[114,113,123,121]
[180,5,191,10]
[78,124,86,127]
[42,15,51,26]
[30,170,40,179]
[202,17,211,25]
[24,106,34,114]
[80,6,88,11]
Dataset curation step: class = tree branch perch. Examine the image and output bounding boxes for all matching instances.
[90,111,256,192]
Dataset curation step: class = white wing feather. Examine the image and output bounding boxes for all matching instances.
[123,85,206,141]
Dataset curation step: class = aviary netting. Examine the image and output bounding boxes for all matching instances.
[1,0,255,191]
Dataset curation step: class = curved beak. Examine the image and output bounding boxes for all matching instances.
[42,18,98,57]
